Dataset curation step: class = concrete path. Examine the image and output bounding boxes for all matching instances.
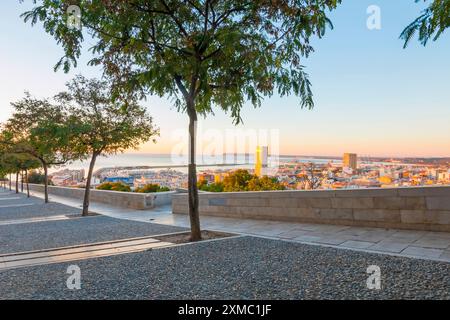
[24,189,450,263]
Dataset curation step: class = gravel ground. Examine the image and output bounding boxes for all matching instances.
[0,236,449,300]
[0,216,187,254]
[0,194,81,221]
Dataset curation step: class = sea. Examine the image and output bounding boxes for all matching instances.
[52,153,341,174]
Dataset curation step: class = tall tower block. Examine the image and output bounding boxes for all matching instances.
[255,146,268,177]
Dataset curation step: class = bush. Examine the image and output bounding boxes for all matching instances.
[223,169,285,192]
[135,183,170,193]
[198,181,225,192]
[96,182,131,192]
[197,169,285,192]
[28,170,53,185]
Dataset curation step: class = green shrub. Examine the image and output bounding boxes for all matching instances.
[96,182,131,192]
[28,170,54,185]
[198,182,225,192]
[197,170,284,192]
[135,183,170,193]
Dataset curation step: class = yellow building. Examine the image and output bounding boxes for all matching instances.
[214,173,223,183]
[255,146,268,177]
[343,153,358,171]
[378,176,392,185]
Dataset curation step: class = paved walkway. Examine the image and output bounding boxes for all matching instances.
[25,190,450,263]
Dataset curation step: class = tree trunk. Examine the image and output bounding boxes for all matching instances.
[187,112,201,241]
[43,163,49,203]
[82,153,98,217]
[25,170,30,198]
[15,172,19,194]
[9,173,12,191]
[21,171,24,193]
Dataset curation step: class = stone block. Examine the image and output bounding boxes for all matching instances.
[298,198,332,209]
[404,197,427,210]
[316,209,353,220]
[268,198,299,208]
[227,198,268,207]
[334,188,397,198]
[353,209,400,222]
[426,197,450,210]
[373,197,405,209]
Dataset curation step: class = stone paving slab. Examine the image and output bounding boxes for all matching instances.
[402,247,445,259]
[340,240,375,249]
[0,215,187,254]
[0,191,81,221]
[0,236,449,300]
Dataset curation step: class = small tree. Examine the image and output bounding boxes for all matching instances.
[297,162,324,190]
[135,184,170,193]
[96,182,132,192]
[17,155,41,197]
[0,154,21,193]
[24,0,340,240]
[57,75,158,216]
[401,0,450,47]
[1,94,77,203]
[27,170,50,185]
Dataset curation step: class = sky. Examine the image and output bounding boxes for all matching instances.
[0,0,449,158]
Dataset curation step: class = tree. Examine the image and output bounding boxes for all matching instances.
[0,153,21,194]
[223,169,255,191]
[56,75,158,216]
[247,175,285,191]
[0,153,39,195]
[401,0,450,47]
[27,170,52,185]
[16,155,41,197]
[23,0,340,240]
[1,94,77,203]
[96,182,132,192]
[135,184,170,193]
[198,180,225,192]
[221,169,284,191]
[297,162,324,190]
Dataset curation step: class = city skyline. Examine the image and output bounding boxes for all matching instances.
[1,1,449,157]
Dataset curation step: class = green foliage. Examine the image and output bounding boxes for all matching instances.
[23,1,341,122]
[247,175,286,191]
[223,169,256,192]
[56,75,159,158]
[0,153,40,175]
[199,169,285,192]
[28,170,53,185]
[96,182,131,192]
[401,0,450,47]
[1,93,79,167]
[198,180,225,192]
[135,183,170,193]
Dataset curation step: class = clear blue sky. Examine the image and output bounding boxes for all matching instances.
[1,0,449,157]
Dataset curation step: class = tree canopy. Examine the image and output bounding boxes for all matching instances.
[401,0,450,47]
[56,75,159,157]
[0,93,79,202]
[200,169,285,192]
[23,0,340,122]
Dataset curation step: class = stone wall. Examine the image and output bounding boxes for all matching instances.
[172,187,450,232]
[28,184,175,210]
